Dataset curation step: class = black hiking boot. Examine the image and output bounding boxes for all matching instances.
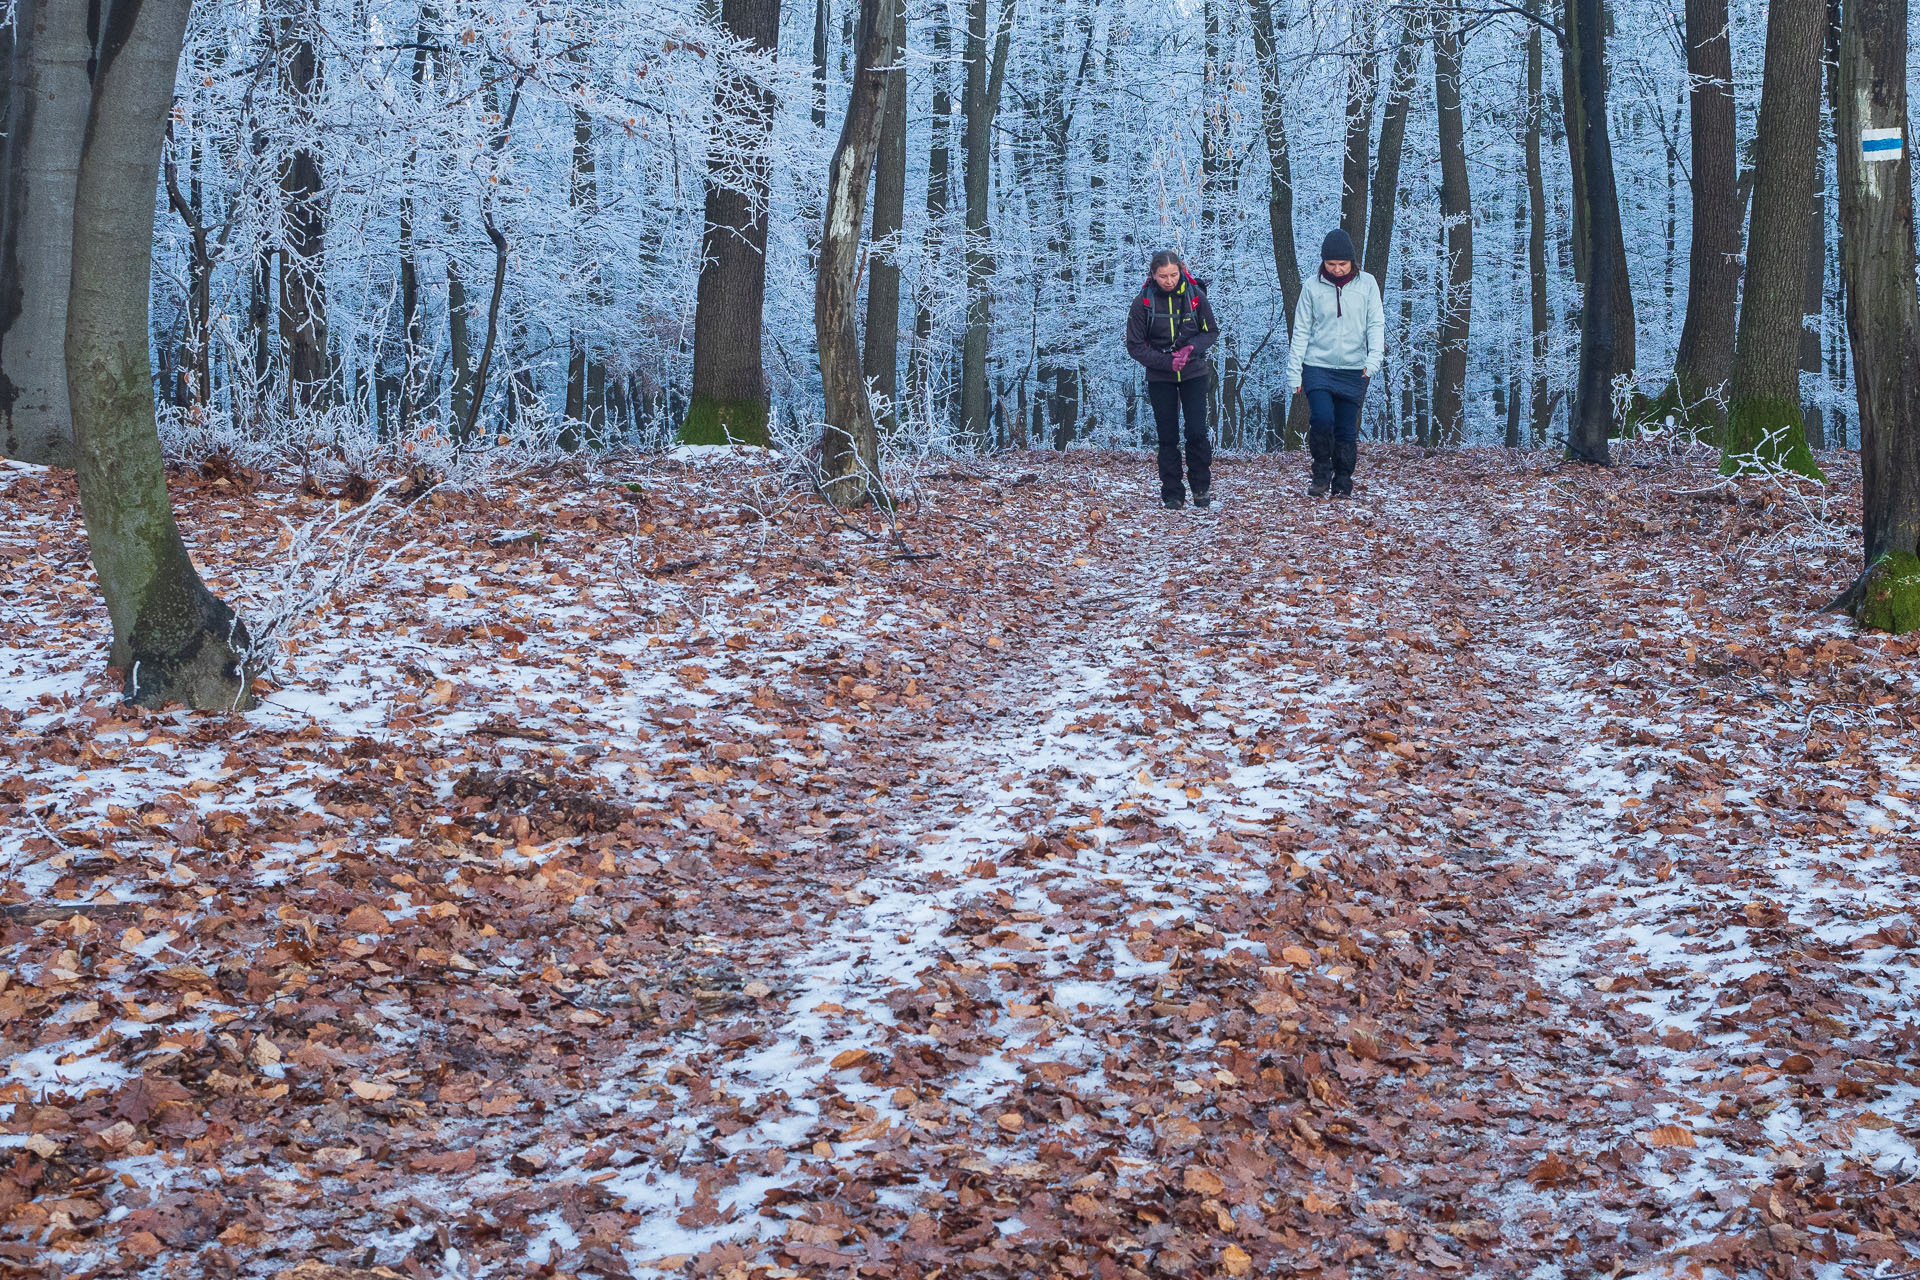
[1192,490,1211,509]
[1307,479,1330,498]
[1162,495,1186,510]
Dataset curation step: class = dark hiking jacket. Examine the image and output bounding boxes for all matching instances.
[1126,274,1220,384]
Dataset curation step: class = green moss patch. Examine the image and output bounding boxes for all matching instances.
[678,396,770,448]
[1628,379,1720,442]
[1719,397,1824,480]
[1855,550,1920,635]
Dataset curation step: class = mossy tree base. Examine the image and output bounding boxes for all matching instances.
[677,396,770,448]
[1719,396,1824,480]
[1628,377,1723,442]
[121,575,258,710]
[1852,551,1920,634]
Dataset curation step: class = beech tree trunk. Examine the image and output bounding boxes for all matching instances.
[959,0,1013,444]
[1566,0,1619,463]
[1248,0,1309,444]
[0,0,89,466]
[862,0,907,433]
[1562,0,1635,382]
[69,0,256,710]
[1361,18,1421,290]
[817,0,895,505]
[906,16,951,416]
[684,0,781,447]
[395,17,432,435]
[1524,0,1552,443]
[1801,8,1834,450]
[1834,0,1920,627]
[1340,22,1379,264]
[276,0,329,411]
[1431,13,1472,445]
[1670,0,1740,428]
[564,101,606,447]
[1723,0,1825,478]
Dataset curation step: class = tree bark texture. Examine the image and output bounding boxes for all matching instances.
[1566,0,1619,463]
[1835,0,1920,626]
[1671,0,1741,426]
[68,0,256,710]
[1248,0,1301,320]
[959,0,1012,444]
[1801,132,1827,448]
[1248,0,1310,443]
[1340,22,1379,264]
[1361,19,1421,291]
[907,16,951,416]
[1431,14,1472,445]
[1525,0,1552,443]
[564,99,606,447]
[0,0,89,466]
[1561,0,1635,380]
[276,0,330,411]
[1724,0,1825,477]
[817,0,895,504]
[862,0,907,433]
[684,0,781,447]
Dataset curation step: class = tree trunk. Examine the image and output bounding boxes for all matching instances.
[1431,13,1472,445]
[68,0,256,710]
[817,0,895,505]
[1341,21,1379,264]
[1398,238,1416,440]
[1833,0,1920,628]
[1723,0,1825,478]
[162,127,212,409]
[1361,18,1421,290]
[1525,0,1552,444]
[1562,0,1635,382]
[1670,0,1739,429]
[0,0,89,466]
[862,0,907,432]
[959,0,1013,444]
[446,241,472,432]
[684,0,781,447]
[276,0,330,412]
[1248,0,1310,444]
[564,101,606,448]
[906,16,951,417]
[1801,131,1827,449]
[1566,0,1619,463]
[1202,0,1223,245]
[812,0,828,130]
[396,20,430,437]
[1800,1,1837,450]
[1248,0,1301,319]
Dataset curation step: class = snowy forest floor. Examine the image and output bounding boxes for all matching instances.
[3,444,1920,1280]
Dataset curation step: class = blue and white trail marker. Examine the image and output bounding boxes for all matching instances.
[1862,128,1904,163]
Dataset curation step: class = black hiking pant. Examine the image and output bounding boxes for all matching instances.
[1148,375,1211,502]
[1304,366,1367,495]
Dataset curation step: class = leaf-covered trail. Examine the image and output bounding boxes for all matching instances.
[2,448,1917,1279]
[604,450,1920,1279]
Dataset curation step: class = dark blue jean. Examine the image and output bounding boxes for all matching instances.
[1303,366,1368,493]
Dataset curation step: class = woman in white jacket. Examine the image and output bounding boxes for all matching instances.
[1285,229,1386,498]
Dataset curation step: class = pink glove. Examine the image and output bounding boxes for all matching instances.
[1171,346,1193,373]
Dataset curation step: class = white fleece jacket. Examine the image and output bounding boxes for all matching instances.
[1285,269,1386,389]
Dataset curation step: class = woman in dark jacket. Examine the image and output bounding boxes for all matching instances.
[1126,251,1220,509]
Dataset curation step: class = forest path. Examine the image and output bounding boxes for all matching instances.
[623,452,1745,1277]
[3,447,1915,1280]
